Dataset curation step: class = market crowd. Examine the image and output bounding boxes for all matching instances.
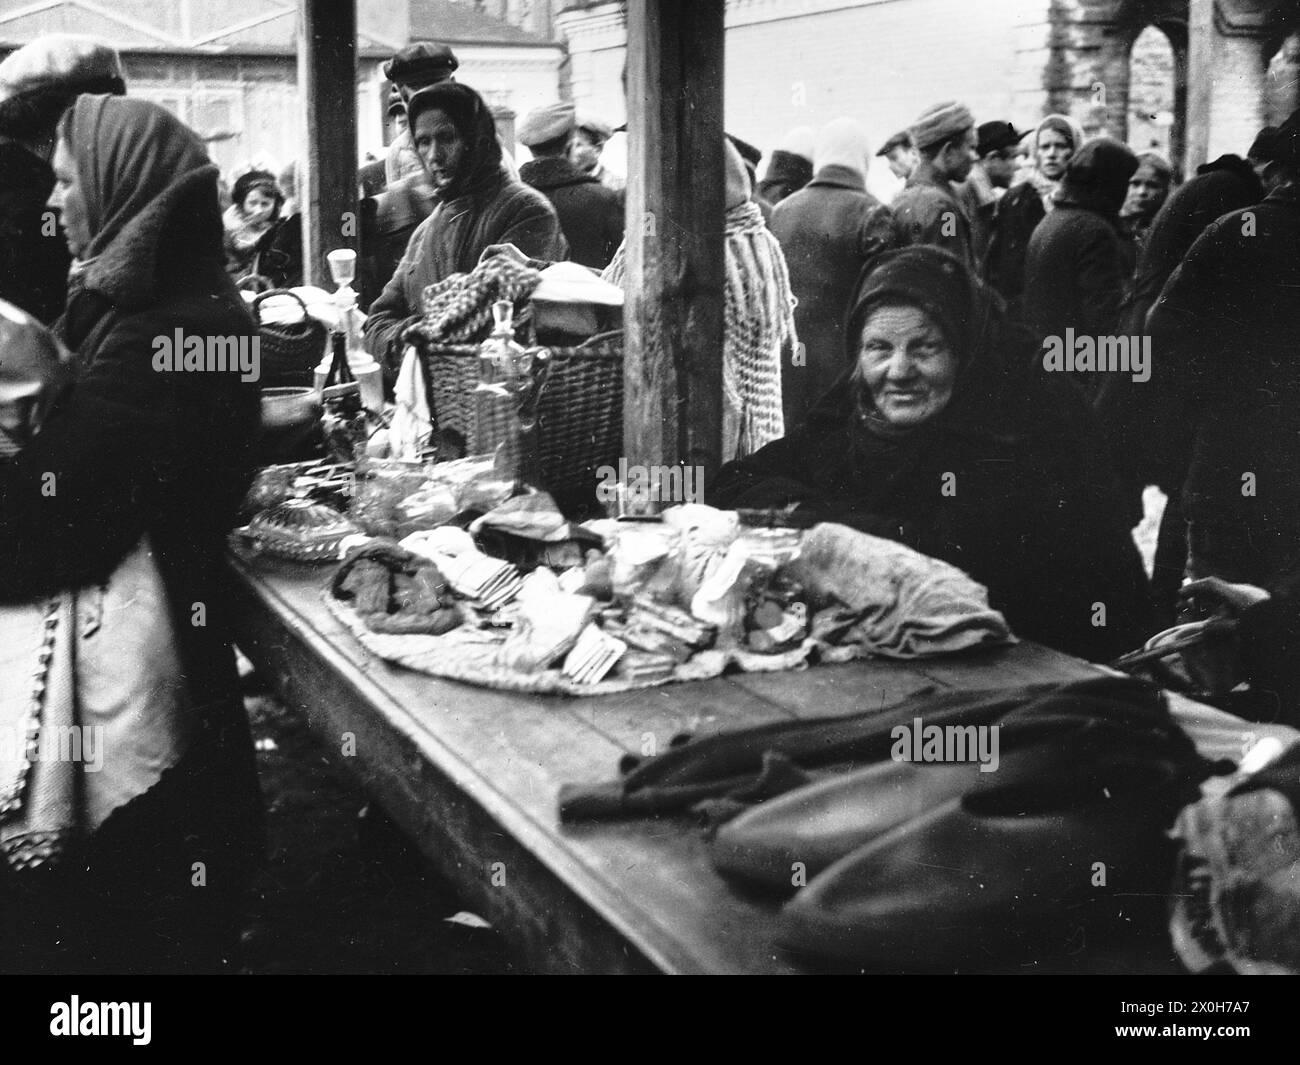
[0,31,1296,974]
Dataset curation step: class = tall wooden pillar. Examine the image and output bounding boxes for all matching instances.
[298,0,358,287]
[623,0,726,486]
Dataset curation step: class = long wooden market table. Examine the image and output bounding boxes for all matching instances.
[227,549,1214,975]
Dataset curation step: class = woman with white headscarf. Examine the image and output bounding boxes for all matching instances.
[768,117,897,426]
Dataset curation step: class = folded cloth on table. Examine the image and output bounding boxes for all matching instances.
[390,344,432,459]
[788,523,1013,658]
[331,539,463,635]
[1169,741,1300,975]
[497,591,594,673]
[437,549,524,611]
[563,623,626,685]
[469,490,571,542]
[557,674,1170,822]
[713,677,1212,891]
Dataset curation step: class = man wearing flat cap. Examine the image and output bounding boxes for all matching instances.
[890,101,980,273]
[0,34,126,323]
[958,119,1021,265]
[384,41,460,185]
[571,110,624,193]
[518,101,623,269]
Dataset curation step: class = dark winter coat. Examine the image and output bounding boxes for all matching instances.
[1022,141,1139,403]
[769,164,896,425]
[983,180,1045,318]
[1146,181,1300,586]
[363,171,566,381]
[890,159,977,274]
[519,155,623,270]
[710,247,1152,662]
[0,141,72,324]
[1098,155,1265,496]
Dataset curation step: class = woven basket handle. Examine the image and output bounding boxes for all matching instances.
[575,328,624,349]
[252,288,311,327]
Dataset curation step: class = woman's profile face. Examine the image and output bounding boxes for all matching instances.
[413,107,466,191]
[242,187,277,224]
[857,303,958,429]
[1036,128,1074,180]
[47,138,91,257]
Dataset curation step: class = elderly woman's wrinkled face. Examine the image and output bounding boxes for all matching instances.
[414,107,466,191]
[47,138,90,257]
[1036,129,1074,181]
[858,304,958,429]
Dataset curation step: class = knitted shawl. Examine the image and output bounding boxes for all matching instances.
[604,199,795,461]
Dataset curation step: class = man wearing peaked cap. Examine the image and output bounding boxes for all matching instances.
[571,109,624,193]
[0,33,125,101]
[877,130,918,181]
[960,119,1022,263]
[518,102,623,270]
[384,42,459,186]
[517,101,576,150]
[383,41,459,95]
[890,101,980,273]
[0,34,127,324]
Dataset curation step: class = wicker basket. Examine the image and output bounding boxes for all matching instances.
[412,331,623,502]
[251,289,328,386]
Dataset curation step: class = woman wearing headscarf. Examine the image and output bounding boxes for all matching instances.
[1119,151,1174,251]
[769,118,897,427]
[222,167,283,286]
[0,95,261,972]
[364,82,566,384]
[710,246,1152,662]
[984,114,1085,319]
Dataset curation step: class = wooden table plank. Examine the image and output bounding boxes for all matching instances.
[225,552,1198,974]
[227,554,809,973]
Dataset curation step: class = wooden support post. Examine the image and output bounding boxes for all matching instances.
[298,0,358,287]
[1185,0,1214,169]
[624,0,726,489]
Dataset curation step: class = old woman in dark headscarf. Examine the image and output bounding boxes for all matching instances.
[710,245,1152,662]
[364,81,566,383]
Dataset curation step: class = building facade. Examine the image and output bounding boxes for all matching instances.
[0,0,565,180]
[555,0,1300,181]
